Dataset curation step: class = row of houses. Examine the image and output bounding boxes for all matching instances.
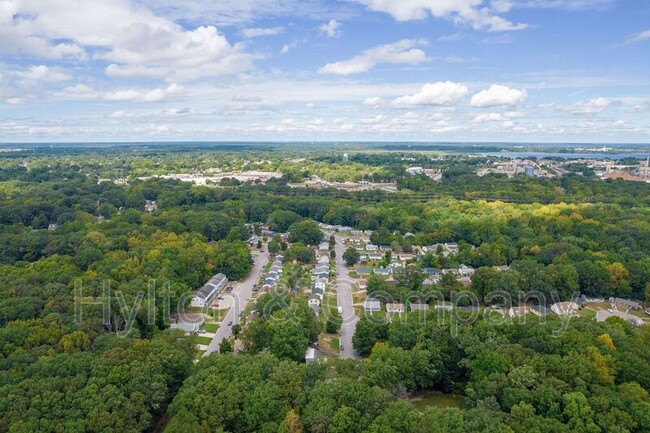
[361,300,646,327]
[262,256,284,291]
[190,273,228,307]
[419,243,460,257]
[354,264,476,280]
[309,255,332,316]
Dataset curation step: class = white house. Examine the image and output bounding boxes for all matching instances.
[551,301,580,316]
[305,347,317,364]
[386,303,405,314]
[364,298,381,312]
[191,273,228,307]
[508,306,530,318]
[458,265,475,276]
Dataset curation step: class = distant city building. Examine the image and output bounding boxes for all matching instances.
[343,153,349,162]
[525,166,535,177]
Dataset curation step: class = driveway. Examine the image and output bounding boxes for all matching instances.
[334,234,360,359]
[203,248,270,356]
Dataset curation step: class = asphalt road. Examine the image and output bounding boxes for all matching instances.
[334,235,360,359]
[203,248,270,357]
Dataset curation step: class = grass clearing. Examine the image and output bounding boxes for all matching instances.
[410,391,466,412]
[203,323,218,333]
[195,336,213,346]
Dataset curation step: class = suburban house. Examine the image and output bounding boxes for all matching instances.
[531,305,552,316]
[435,304,454,311]
[308,295,321,316]
[364,298,381,312]
[356,268,371,276]
[374,267,390,276]
[458,265,475,276]
[305,347,317,364]
[423,268,441,277]
[423,277,440,286]
[191,273,228,307]
[551,301,580,316]
[610,297,642,311]
[357,279,368,290]
[318,242,329,251]
[409,303,429,312]
[386,303,405,314]
[311,278,327,297]
[313,266,330,279]
[596,310,643,327]
[509,306,530,318]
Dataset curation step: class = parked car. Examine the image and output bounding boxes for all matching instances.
[227,321,233,326]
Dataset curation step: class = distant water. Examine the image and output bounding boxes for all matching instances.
[479,151,649,160]
[0,141,648,160]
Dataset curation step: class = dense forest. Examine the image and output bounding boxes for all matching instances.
[166,314,650,433]
[0,148,649,432]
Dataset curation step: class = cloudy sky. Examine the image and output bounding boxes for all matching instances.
[1,0,649,143]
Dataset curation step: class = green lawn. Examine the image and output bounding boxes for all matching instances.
[195,336,213,346]
[331,337,340,351]
[580,308,597,319]
[410,391,466,412]
[203,323,218,333]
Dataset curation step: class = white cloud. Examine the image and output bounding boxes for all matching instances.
[628,29,650,44]
[473,111,523,122]
[363,96,383,106]
[103,84,182,103]
[63,84,93,94]
[351,0,527,32]
[242,27,284,38]
[319,39,428,75]
[470,84,527,107]
[320,19,341,37]
[18,65,72,82]
[109,110,135,119]
[438,32,467,42]
[361,114,386,124]
[137,0,339,26]
[1,0,252,82]
[281,41,299,54]
[6,97,24,105]
[392,81,468,107]
[565,97,617,114]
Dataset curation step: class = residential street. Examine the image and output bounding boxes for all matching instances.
[334,235,360,359]
[203,248,270,357]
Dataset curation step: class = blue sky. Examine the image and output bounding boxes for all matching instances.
[0,0,649,143]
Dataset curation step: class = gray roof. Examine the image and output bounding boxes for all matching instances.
[364,298,381,309]
[194,273,227,300]
[410,303,429,311]
[423,268,441,276]
[531,305,551,315]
